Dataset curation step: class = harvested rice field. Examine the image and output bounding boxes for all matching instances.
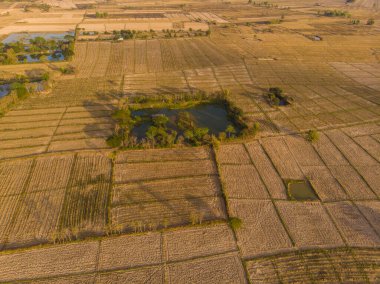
[0,0,379,282]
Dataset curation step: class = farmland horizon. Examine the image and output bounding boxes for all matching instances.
[0,0,379,283]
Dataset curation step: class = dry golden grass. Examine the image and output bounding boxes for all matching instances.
[245,142,287,199]
[229,200,293,258]
[164,224,236,262]
[114,160,216,183]
[112,175,221,206]
[98,232,162,271]
[325,202,380,247]
[220,165,269,199]
[167,253,247,284]
[0,242,98,282]
[116,147,211,163]
[217,144,251,165]
[276,201,344,248]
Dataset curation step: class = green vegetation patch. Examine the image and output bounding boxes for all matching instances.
[267,87,292,106]
[107,92,259,149]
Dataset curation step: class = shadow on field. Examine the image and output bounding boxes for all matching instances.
[81,92,117,148]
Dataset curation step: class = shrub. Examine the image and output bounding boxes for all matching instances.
[229,217,242,230]
[106,135,122,147]
[307,129,319,142]
[367,18,375,25]
[60,65,75,74]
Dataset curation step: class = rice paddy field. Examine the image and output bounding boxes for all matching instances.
[0,0,379,282]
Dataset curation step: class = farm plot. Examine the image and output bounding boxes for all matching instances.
[31,274,96,284]
[275,201,344,248]
[313,132,350,166]
[167,253,247,284]
[341,123,380,137]
[163,224,236,262]
[328,165,377,200]
[184,68,220,93]
[97,267,163,284]
[112,176,221,206]
[58,153,112,238]
[147,40,163,73]
[98,232,162,271]
[123,41,135,74]
[111,148,224,232]
[76,42,101,78]
[326,129,378,167]
[91,42,111,78]
[354,135,380,162]
[166,39,189,70]
[159,39,180,71]
[283,136,324,167]
[246,257,279,283]
[123,73,157,95]
[156,70,189,93]
[48,138,109,152]
[0,136,50,151]
[220,165,269,199]
[0,146,47,160]
[0,127,56,141]
[22,78,120,108]
[111,196,225,232]
[5,189,66,249]
[176,39,207,69]
[245,142,287,199]
[0,159,33,196]
[213,66,243,92]
[261,137,304,179]
[247,247,380,284]
[0,195,21,248]
[116,147,211,163]
[302,166,348,201]
[355,201,380,235]
[106,42,125,77]
[325,202,380,247]
[27,155,74,193]
[355,165,380,197]
[0,241,99,282]
[134,40,148,74]
[114,159,216,183]
[216,144,251,165]
[228,200,293,258]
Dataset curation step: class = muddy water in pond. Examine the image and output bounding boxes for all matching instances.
[131,103,237,140]
[288,181,318,201]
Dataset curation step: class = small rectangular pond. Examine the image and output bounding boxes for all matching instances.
[287,180,319,201]
[131,103,239,140]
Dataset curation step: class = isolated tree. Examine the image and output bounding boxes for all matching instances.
[225,124,236,138]
[367,18,375,25]
[306,129,319,143]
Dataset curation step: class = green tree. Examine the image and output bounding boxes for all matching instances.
[152,114,169,127]
[307,129,319,143]
[218,131,227,141]
[367,18,375,25]
[6,48,17,64]
[225,124,236,138]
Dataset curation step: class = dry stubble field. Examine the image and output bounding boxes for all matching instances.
[0,0,379,282]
